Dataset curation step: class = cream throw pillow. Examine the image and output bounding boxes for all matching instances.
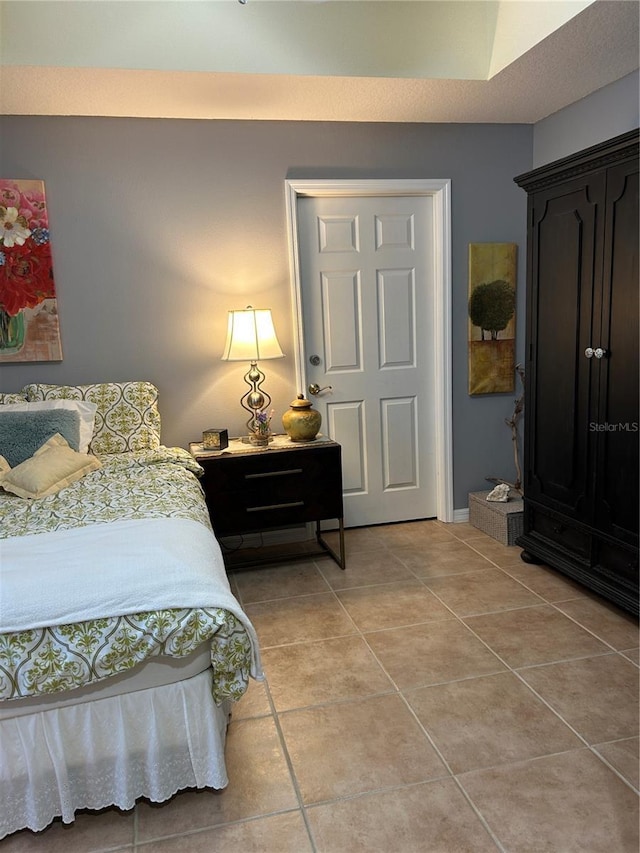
[0,434,101,499]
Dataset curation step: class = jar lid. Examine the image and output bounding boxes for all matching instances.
[289,393,312,409]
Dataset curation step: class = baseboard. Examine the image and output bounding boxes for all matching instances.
[453,507,470,523]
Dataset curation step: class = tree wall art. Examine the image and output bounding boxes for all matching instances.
[468,242,516,394]
[0,179,62,363]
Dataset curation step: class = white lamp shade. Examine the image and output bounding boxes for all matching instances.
[221,307,284,362]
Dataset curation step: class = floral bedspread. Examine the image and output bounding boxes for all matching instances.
[0,448,253,704]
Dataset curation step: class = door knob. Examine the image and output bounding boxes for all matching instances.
[308,383,332,396]
[585,347,594,359]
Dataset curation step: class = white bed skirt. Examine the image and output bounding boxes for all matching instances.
[0,669,231,839]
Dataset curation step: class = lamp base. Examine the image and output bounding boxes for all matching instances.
[241,360,272,434]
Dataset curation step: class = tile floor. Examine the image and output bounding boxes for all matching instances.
[3,521,639,852]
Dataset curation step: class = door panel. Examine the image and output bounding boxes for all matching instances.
[320,271,362,371]
[526,174,605,521]
[381,396,418,488]
[377,268,416,368]
[595,161,639,544]
[375,213,415,250]
[298,195,436,527]
[327,401,367,494]
[318,215,359,253]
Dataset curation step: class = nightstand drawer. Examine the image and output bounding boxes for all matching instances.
[203,446,335,487]
[198,441,343,537]
[206,479,342,534]
[218,500,315,533]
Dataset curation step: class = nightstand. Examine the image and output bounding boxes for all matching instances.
[190,435,345,569]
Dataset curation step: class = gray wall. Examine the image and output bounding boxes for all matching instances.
[0,117,531,511]
[533,70,639,167]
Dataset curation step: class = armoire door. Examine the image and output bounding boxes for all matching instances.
[594,158,639,548]
[525,171,606,524]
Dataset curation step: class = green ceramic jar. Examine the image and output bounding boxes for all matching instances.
[282,394,322,442]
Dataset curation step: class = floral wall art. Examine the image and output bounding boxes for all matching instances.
[0,179,62,362]
[467,242,516,395]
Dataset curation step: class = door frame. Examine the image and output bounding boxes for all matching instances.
[285,178,454,523]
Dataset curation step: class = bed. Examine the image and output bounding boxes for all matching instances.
[0,381,262,839]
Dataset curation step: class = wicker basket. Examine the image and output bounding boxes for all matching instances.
[469,490,524,546]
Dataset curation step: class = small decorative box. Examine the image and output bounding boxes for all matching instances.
[468,490,523,546]
[202,428,228,450]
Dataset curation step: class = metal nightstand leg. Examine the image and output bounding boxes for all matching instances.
[316,518,346,569]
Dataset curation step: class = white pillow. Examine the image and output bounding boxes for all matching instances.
[0,400,98,453]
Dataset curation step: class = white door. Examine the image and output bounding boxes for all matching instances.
[296,194,437,528]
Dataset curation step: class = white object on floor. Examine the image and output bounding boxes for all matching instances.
[486,483,511,502]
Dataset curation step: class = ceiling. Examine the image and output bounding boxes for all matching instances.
[0,0,638,123]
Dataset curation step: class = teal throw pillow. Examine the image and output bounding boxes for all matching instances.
[0,409,82,467]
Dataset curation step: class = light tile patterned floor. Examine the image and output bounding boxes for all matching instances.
[3,521,638,852]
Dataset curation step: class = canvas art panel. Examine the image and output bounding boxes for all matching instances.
[468,242,516,395]
[0,179,62,363]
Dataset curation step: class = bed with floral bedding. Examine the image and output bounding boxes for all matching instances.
[0,381,262,839]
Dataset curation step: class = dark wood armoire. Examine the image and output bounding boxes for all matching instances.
[514,130,639,616]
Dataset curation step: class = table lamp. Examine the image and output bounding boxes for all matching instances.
[221,306,284,435]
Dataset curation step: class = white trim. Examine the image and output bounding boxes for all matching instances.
[285,178,454,523]
[453,507,470,523]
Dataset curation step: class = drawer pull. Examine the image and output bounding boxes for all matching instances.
[245,468,303,480]
[246,501,305,513]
